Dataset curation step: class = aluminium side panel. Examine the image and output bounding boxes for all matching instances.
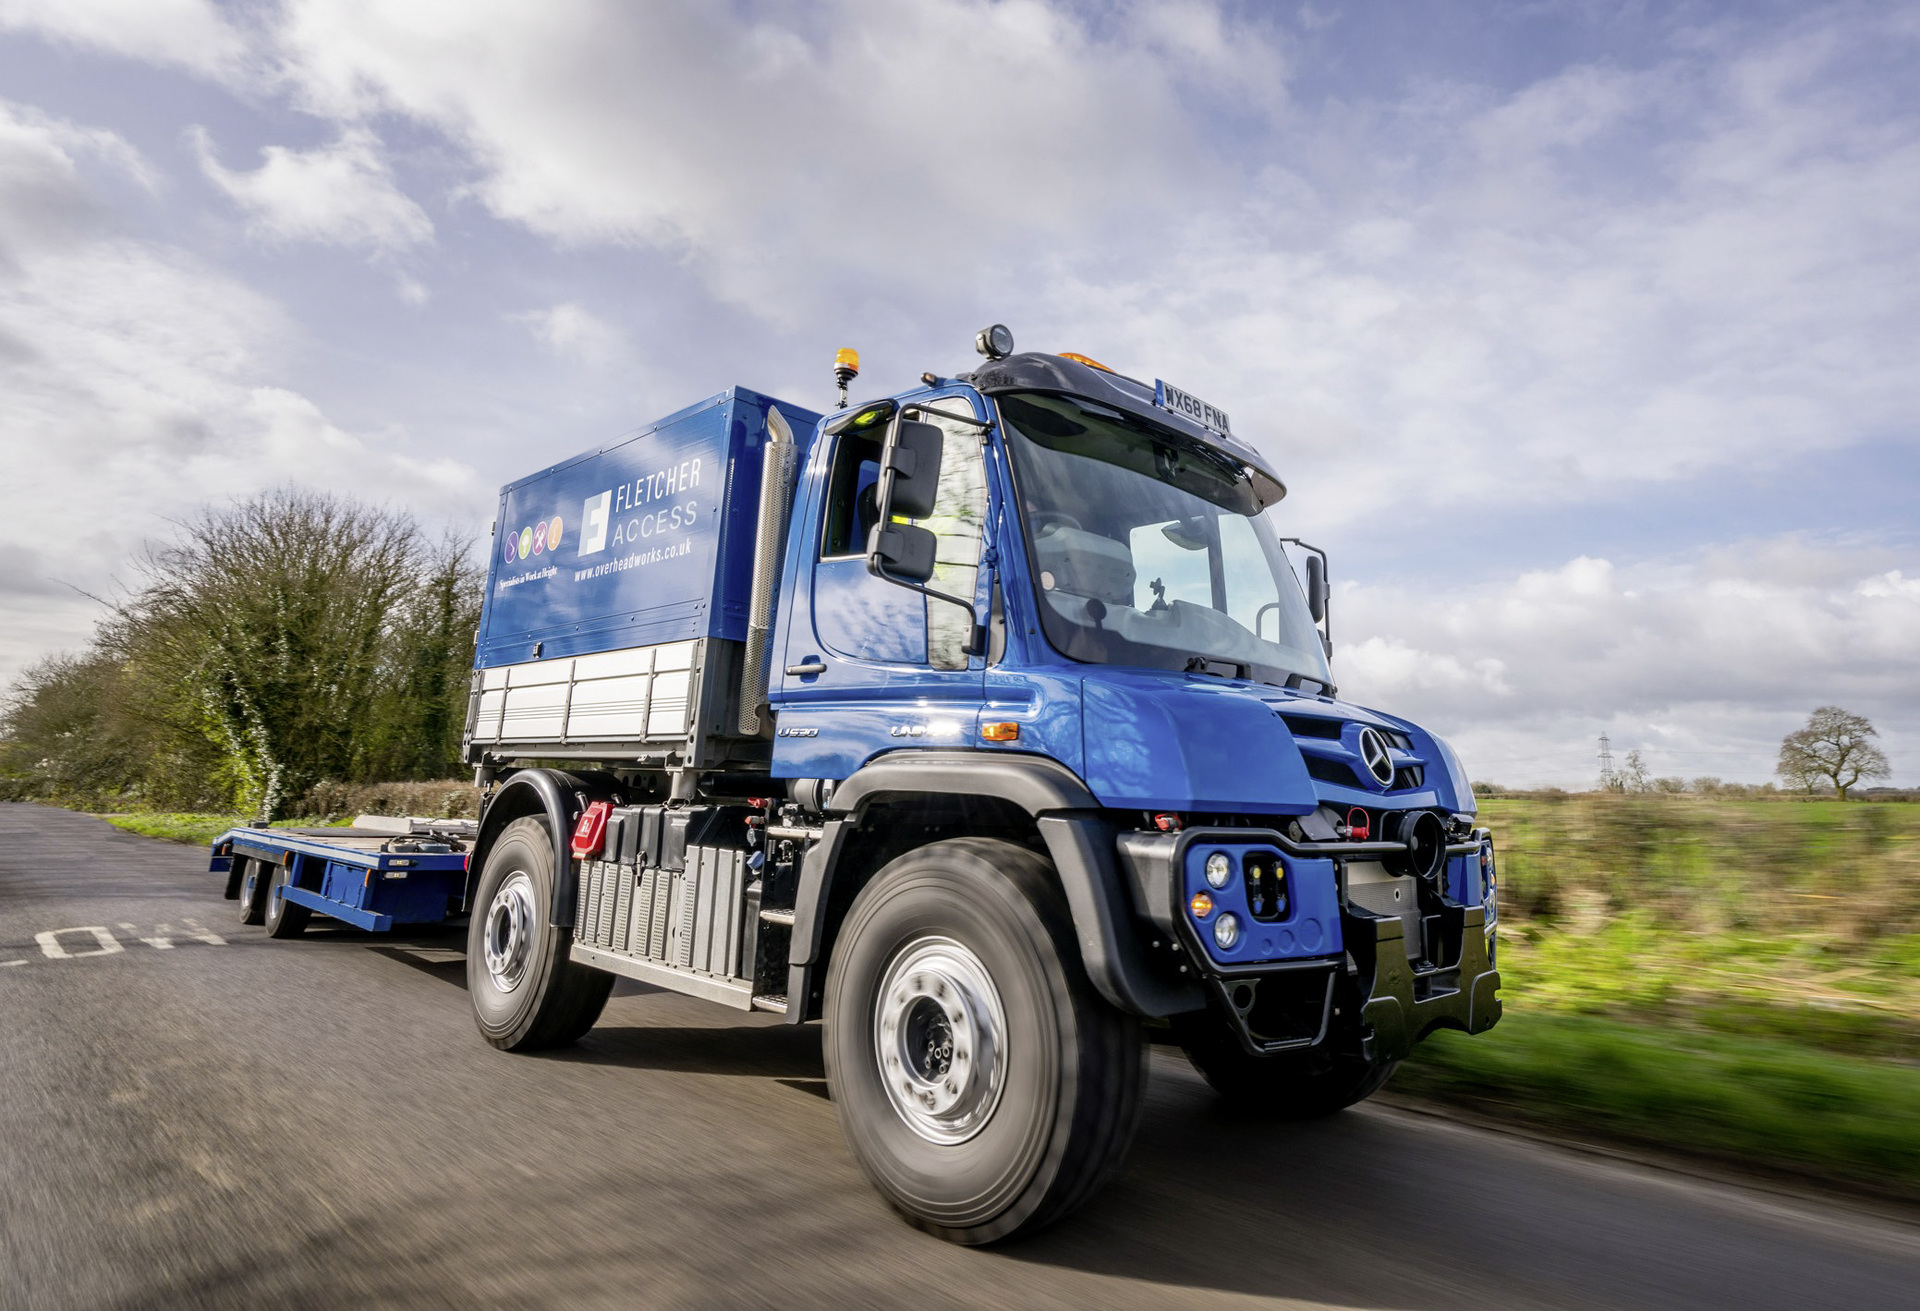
[466,387,821,765]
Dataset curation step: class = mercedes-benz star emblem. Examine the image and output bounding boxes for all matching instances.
[1357,727,1395,788]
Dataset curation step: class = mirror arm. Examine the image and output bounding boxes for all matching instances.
[868,565,991,659]
[1279,536,1332,650]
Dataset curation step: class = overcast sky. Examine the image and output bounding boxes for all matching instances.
[1,0,1915,787]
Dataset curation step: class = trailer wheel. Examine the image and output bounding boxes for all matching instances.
[263,863,311,939]
[823,838,1145,1245]
[223,856,246,901]
[236,858,270,926]
[467,816,613,1052]
[1172,1010,1398,1117]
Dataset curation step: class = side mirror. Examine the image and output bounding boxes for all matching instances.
[1305,553,1327,623]
[880,420,944,520]
[869,522,937,583]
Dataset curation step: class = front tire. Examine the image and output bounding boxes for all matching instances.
[823,838,1145,1245]
[466,816,613,1052]
[1174,1009,1398,1117]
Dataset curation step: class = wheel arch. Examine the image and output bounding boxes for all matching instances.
[788,751,1202,1022]
[468,767,611,928]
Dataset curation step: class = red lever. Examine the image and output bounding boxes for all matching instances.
[571,800,612,857]
[1346,807,1371,842]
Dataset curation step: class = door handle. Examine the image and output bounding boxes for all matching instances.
[785,660,827,677]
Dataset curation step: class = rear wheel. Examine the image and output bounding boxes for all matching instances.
[1173,1009,1397,1117]
[263,863,310,939]
[236,858,269,926]
[823,838,1145,1245]
[466,816,613,1051]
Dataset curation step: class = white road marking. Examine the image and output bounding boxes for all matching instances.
[7,920,227,966]
[36,926,124,959]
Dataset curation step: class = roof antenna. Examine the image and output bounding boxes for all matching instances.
[833,348,860,409]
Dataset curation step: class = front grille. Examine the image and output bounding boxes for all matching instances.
[1394,765,1425,789]
[1281,714,1344,740]
[1304,756,1362,789]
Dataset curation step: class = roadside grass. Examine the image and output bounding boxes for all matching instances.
[98,812,348,846]
[1386,795,1920,1199]
[1394,1012,1920,1200]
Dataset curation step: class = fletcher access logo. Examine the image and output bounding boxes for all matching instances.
[580,491,611,556]
[503,514,564,563]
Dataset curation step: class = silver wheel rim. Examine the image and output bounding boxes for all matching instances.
[483,871,538,994]
[874,935,1008,1145]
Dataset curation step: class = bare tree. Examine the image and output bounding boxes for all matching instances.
[1619,749,1650,793]
[1776,706,1891,799]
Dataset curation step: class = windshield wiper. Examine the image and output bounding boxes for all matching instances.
[1184,655,1248,679]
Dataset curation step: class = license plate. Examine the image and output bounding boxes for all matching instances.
[1154,379,1231,435]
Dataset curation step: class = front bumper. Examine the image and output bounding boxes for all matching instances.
[1352,903,1502,1063]
[1117,826,1502,1058]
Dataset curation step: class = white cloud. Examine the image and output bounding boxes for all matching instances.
[0,103,475,685]
[192,125,433,252]
[0,0,249,79]
[519,302,625,367]
[262,0,1206,311]
[1336,541,1920,787]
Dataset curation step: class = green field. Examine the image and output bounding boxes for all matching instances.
[1396,796,1920,1197]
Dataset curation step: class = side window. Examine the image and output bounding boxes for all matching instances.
[820,431,883,558]
[918,399,989,670]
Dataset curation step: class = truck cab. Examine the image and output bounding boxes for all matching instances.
[450,332,1502,1244]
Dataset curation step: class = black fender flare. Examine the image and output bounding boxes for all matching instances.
[788,751,1202,1020]
[469,768,591,928]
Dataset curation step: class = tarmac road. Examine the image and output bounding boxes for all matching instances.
[2,801,1916,1310]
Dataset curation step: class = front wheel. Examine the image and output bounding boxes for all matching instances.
[1173,1009,1398,1117]
[823,838,1146,1245]
[466,816,613,1051]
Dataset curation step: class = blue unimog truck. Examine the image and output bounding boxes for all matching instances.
[211,327,1500,1244]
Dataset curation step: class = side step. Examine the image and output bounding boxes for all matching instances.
[571,942,754,1011]
[750,994,789,1015]
[758,907,796,927]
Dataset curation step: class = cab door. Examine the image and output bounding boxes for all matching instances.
[770,395,991,778]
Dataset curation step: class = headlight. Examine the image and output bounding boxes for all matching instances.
[1213,913,1240,950]
[1204,852,1232,889]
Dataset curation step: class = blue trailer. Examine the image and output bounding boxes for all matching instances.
[211,820,475,937]
[216,330,1500,1245]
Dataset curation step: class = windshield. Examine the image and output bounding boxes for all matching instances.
[996,391,1332,689]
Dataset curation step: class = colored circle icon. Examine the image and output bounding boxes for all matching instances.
[504,534,517,563]
[548,515,563,548]
[518,526,533,559]
[533,520,548,554]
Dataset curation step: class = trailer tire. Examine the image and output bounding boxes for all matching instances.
[823,838,1146,1245]
[1173,1011,1398,1117]
[236,858,270,926]
[262,863,310,939]
[467,816,613,1052]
